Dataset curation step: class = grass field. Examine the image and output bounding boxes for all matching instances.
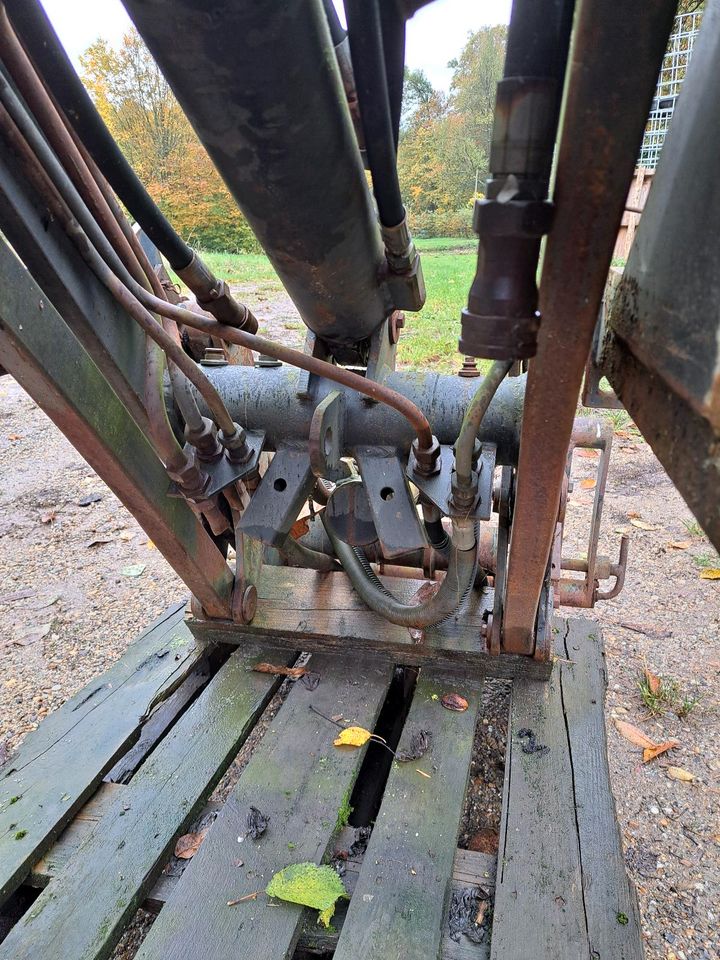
[192,237,478,372]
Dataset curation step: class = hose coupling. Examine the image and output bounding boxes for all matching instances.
[410,435,441,477]
[185,416,223,463]
[219,422,253,464]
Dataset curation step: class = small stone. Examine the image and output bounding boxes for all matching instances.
[649,805,660,815]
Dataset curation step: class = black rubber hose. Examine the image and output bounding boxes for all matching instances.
[4,0,194,270]
[323,514,477,628]
[344,0,405,227]
[322,0,347,46]
[378,0,406,149]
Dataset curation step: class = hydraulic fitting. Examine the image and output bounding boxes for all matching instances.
[410,435,441,477]
[219,421,253,464]
[185,415,223,462]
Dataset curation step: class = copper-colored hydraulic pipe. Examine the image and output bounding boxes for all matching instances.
[131,291,435,451]
[0,99,233,464]
[0,7,153,292]
[0,19,432,452]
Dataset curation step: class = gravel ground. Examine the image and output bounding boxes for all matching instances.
[1,369,718,959]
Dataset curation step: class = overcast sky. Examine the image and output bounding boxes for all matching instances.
[40,0,511,92]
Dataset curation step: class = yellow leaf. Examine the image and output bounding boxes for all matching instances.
[642,740,679,763]
[667,766,694,782]
[630,519,660,531]
[614,719,655,749]
[334,726,372,748]
[699,568,720,580]
[579,478,596,490]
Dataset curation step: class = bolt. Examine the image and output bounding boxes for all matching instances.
[389,310,406,345]
[241,584,257,623]
[200,346,227,366]
[458,356,481,378]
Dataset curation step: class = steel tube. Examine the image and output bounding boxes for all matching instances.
[188,365,525,464]
[501,0,677,654]
[121,0,391,355]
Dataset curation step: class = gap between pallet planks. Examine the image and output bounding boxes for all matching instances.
[491,617,643,960]
[0,642,293,960]
[29,789,496,960]
[0,601,200,906]
[190,565,553,680]
[332,671,483,960]
[133,653,394,960]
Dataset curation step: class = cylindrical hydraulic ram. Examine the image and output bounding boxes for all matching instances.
[121,0,391,359]
[186,366,525,465]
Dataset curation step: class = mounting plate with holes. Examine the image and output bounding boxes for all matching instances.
[408,443,497,520]
[169,430,265,499]
[309,390,345,481]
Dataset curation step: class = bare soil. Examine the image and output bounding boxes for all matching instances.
[1,369,718,960]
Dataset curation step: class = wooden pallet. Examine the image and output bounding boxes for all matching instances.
[0,606,642,959]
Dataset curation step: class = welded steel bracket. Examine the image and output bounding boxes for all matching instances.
[238,446,315,547]
[408,443,496,520]
[356,447,426,557]
[169,430,265,500]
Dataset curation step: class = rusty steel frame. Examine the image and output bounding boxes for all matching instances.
[0,236,234,619]
[501,0,678,655]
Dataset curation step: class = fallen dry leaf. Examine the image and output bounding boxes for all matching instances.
[7,433,22,441]
[614,719,656,749]
[667,540,690,550]
[86,537,112,548]
[630,518,660,531]
[467,828,499,854]
[253,663,308,679]
[334,726,373,748]
[644,668,661,695]
[667,766,694,782]
[441,693,469,712]
[174,829,207,859]
[290,516,310,540]
[415,768,432,779]
[642,740,679,763]
[579,478,597,490]
[615,429,632,439]
[627,511,640,519]
[40,511,56,524]
[699,568,720,580]
[576,449,599,459]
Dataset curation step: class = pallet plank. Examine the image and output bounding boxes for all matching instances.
[134,653,393,960]
[332,670,483,960]
[560,619,643,959]
[490,618,642,960]
[0,643,290,960]
[0,602,200,906]
[190,567,552,680]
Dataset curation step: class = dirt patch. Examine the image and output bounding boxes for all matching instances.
[1,375,718,960]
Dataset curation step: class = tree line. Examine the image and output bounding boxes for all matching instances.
[80,25,507,252]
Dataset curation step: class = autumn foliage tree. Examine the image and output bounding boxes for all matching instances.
[398,25,507,237]
[80,29,257,252]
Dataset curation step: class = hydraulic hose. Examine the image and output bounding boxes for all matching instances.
[0,26,208,440]
[378,0,406,149]
[455,360,513,488]
[323,514,477,628]
[4,0,258,335]
[279,536,342,573]
[344,0,405,227]
[0,93,238,446]
[4,0,192,269]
